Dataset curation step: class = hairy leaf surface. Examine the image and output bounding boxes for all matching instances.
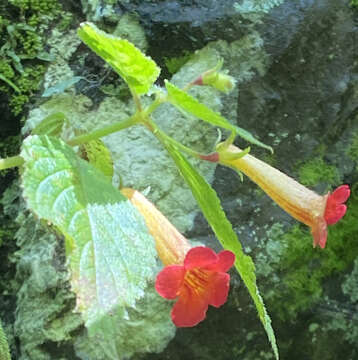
[78,22,160,95]
[165,81,272,152]
[163,140,279,359]
[21,135,157,357]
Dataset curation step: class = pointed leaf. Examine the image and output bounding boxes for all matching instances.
[78,22,160,95]
[31,112,67,136]
[162,140,279,359]
[21,135,157,355]
[165,81,272,152]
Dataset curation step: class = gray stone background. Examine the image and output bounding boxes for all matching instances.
[0,0,357,359]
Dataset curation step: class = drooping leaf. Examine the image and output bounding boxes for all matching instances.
[165,80,273,152]
[80,139,114,181]
[78,22,160,95]
[21,135,157,358]
[162,140,279,360]
[31,112,67,136]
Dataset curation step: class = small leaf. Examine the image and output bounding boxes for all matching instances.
[162,140,279,360]
[233,125,273,153]
[21,135,157,356]
[31,112,67,136]
[36,51,56,62]
[0,73,21,93]
[78,22,160,95]
[165,81,272,152]
[81,139,114,180]
[42,76,84,97]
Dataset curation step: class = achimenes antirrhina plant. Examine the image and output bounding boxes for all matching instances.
[0,23,350,359]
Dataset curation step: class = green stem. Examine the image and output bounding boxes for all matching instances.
[67,114,140,146]
[131,88,142,112]
[0,155,24,170]
[145,119,218,161]
[142,97,164,117]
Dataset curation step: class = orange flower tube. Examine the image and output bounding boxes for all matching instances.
[121,188,191,265]
[217,144,350,249]
[121,188,235,327]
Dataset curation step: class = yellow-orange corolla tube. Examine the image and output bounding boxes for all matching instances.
[217,144,350,249]
[121,188,191,265]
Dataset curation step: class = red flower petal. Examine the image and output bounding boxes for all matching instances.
[155,265,185,299]
[184,246,217,270]
[325,204,347,225]
[208,272,230,308]
[324,185,350,225]
[206,250,235,272]
[171,285,209,327]
[331,185,350,203]
[311,216,328,249]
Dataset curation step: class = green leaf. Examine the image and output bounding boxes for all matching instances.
[165,80,273,152]
[21,135,157,357]
[31,112,67,136]
[162,140,279,360]
[0,73,20,93]
[80,139,114,181]
[78,22,160,95]
[36,51,56,62]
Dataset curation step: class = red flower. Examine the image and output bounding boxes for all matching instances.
[155,246,235,327]
[324,185,350,225]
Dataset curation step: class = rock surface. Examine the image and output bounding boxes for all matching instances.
[0,0,357,359]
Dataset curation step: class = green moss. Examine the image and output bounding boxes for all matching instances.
[58,13,74,31]
[13,207,83,359]
[1,0,67,115]
[347,130,358,168]
[0,318,11,360]
[298,157,340,187]
[164,51,194,75]
[0,61,15,80]
[112,13,148,52]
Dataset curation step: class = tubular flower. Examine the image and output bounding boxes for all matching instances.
[217,144,350,249]
[121,188,191,265]
[121,189,235,327]
[155,246,235,327]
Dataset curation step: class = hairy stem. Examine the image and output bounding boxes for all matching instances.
[0,155,24,171]
[67,114,140,146]
[145,118,217,161]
